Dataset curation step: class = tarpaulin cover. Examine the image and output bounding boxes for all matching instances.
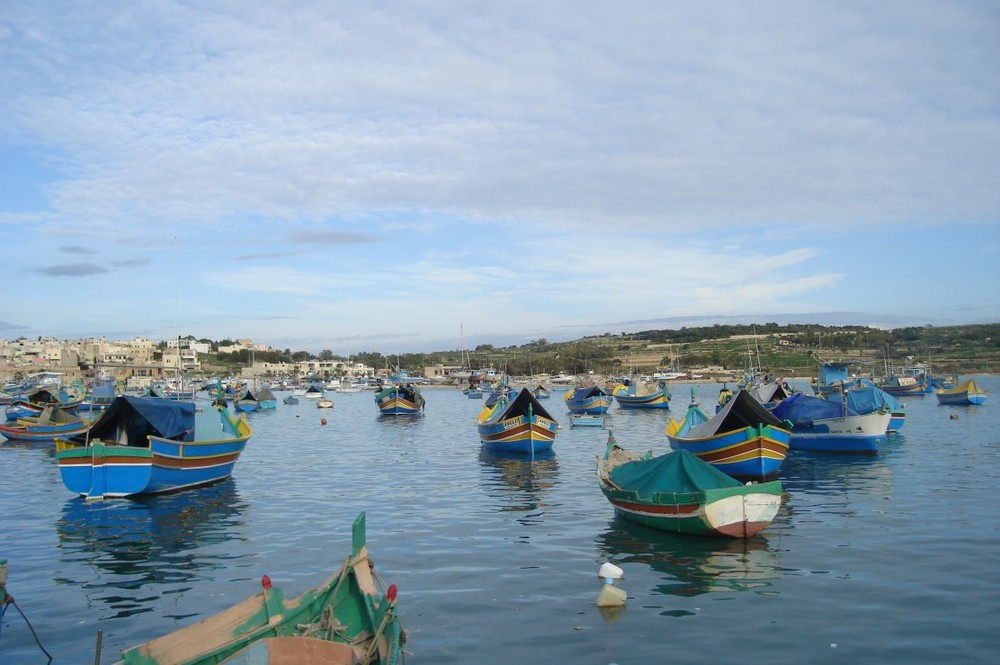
[609,449,741,493]
[772,392,858,425]
[68,395,196,445]
[823,381,900,414]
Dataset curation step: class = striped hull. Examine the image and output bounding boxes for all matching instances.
[936,391,986,406]
[888,412,905,432]
[376,396,422,416]
[56,412,252,498]
[0,421,89,442]
[667,425,790,480]
[566,396,612,415]
[615,392,670,409]
[478,415,558,454]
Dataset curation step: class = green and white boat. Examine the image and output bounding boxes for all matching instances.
[597,431,783,538]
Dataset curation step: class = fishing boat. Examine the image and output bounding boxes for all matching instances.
[235,388,260,412]
[936,379,987,406]
[811,361,859,397]
[771,393,890,454]
[477,387,559,454]
[81,376,119,411]
[282,394,299,405]
[564,385,613,415]
[4,385,83,420]
[463,385,484,399]
[532,384,551,399]
[880,374,926,397]
[596,431,783,538]
[317,397,335,409]
[611,381,671,410]
[55,396,253,499]
[665,389,791,481]
[823,381,906,432]
[374,384,425,416]
[569,413,605,428]
[304,382,325,399]
[256,387,278,410]
[113,512,404,665]
[0,405,89,442]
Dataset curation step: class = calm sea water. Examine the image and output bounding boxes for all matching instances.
[1,377,997,664]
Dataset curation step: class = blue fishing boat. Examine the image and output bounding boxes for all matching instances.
[235,388,260,412]
[665,389,790,481]
[612,381,671,410]
[374,384,425,416]
[811,361,859,397]
[256,387,278,410]
[5,385,83,420]
[477,387,558,454]
[564,385,613,414]
[772,393,890,454]
[936,380,987,406]
[81,376,119,411]
[55,396,253,499]
[0,405,89,442]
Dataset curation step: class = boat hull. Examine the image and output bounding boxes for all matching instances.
[55,402,252,499]
[0,421,89,442]
[566,395,612,414]
[936,381,987,406]
[478,415,558,454]
[599,482,783,537]
[788,411,891,454]
[667,425,790,480]
[614,392,671,409]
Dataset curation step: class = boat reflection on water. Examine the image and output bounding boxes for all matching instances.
[595,516,783,606]
[478,448,559,525]
[780,449,895,501]
[55,479,247,619]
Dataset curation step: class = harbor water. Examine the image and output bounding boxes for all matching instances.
[1,377,997,663]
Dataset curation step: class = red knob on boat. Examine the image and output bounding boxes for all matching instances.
[387,584,397,602]
[261,575,272,590]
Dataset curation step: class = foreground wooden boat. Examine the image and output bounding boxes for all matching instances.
[375,384,425,416]
[55,396,252,499]
[114,512,404,665]
[0,405,89,442]
[936,379,987,406]
[597,431,782,538]
[477,387,558,454]
[665,389,790,480]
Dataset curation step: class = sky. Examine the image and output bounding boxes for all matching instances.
[1,1,998,354]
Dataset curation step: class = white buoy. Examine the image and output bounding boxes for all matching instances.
[596,562,626,607]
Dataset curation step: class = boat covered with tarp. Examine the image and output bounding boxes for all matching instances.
[936,379,987,406]
[597,431,782,537]
[772,393,889,453]
[55,396,252,499]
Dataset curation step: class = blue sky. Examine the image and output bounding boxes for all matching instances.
[1,1,998,354]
